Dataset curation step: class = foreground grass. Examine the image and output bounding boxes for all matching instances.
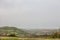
[0,37,60,40]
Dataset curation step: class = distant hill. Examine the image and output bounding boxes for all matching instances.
[0,26,60,38]
[0,26,31,37]
[24,29,58,35]
[24,29,60,38]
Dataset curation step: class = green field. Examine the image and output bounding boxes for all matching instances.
[0,37,60,40]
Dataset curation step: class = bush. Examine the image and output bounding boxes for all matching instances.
[52,32,60,38]
[8,34,17,37]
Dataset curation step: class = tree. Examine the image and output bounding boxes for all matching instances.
[8,34,17,37]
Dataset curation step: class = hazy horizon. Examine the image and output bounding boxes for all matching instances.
[0,0,60,29]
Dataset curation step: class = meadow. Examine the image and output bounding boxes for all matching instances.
[0,37,60,40]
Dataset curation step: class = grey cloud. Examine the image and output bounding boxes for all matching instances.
[0,0,60,29]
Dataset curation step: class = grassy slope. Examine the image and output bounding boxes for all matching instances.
[0,26,30,37]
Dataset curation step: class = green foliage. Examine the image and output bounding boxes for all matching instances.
[0,26,60,38]
[8,34,17,37]
[0,26,29,37]
[52,32,60,38]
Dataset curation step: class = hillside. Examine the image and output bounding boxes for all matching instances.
[24,29,58,35]
[0,26,31,37]
[0,26,60,38]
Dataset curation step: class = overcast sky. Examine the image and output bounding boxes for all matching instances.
[0,0,60,29]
